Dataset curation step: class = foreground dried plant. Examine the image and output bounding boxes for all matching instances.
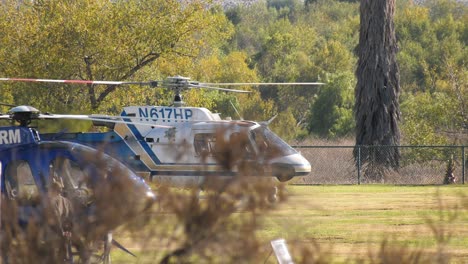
[1,152,153,263]
[130,127,287,263]
[1,128,284,263]
[3,128,465,264]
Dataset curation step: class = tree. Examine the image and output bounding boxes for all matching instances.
[354,0,401,181]
[224,0,360,140]
[396,1,467,145]
[308,73,355,138]
[401,92,454,146]
[0,0,231,113]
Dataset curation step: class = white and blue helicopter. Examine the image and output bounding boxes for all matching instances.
[1,76,321,190]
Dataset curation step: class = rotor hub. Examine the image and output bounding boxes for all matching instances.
[8,105,40,126]
[164,76,191,107]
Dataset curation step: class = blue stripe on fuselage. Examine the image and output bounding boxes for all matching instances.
[121,110,161,165]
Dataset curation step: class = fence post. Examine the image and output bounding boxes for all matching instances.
[462,146,465,184]
[357,146,361,185]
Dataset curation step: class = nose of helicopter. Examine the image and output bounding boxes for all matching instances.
[269,153,311,182]
[88,164,157,225]
[128,173,157,211]
[143,186,157,210]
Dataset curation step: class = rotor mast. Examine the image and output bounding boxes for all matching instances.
[163,76,190,107]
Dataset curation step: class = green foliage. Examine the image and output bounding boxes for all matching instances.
[270,108,306,141]
[396,0,467,145]
[186,51,261,119]
[401,92,458,145]
[311,39,355,79]
[396,1,467,92]
[194,51,258,84]
[301,0,360,50]
[307,73,355,138]
[0,86,13,109]
[224,0,359,140]
[267,0,302,21]
[241,93,277,122]
[0,0,465,143]
[0,0,231,111]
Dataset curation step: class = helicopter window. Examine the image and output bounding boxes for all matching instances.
[4,160,39,202]
[251,127,297,158]
[49,157,88,191]
[230,132,254,157]
[194,133,217,156]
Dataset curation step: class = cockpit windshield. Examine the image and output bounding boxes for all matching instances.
[250,126,297,158]
[71,143,134,171]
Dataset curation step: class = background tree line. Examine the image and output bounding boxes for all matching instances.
[0,0,466,145]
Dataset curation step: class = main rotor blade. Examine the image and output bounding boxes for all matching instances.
[1,77,325,87]
[0,77,156,86]
[189,84,251,93]
[200,82,325,86]
[0,102,16,107]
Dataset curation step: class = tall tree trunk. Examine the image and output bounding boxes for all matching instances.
[354,0,401,182]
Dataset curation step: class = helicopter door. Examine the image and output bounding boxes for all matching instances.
[193,133,217,158]
[193,132,255,160]
[4,160,39,205]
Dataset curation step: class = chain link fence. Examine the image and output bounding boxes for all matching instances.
[292,145,467,185]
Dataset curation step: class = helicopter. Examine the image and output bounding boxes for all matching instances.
[0,105,156,263]
[1,76,322,190]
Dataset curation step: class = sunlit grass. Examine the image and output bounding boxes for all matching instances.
[113,184,468,263]
[260,185,468,262]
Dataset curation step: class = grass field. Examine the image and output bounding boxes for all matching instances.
[113,185,468,263]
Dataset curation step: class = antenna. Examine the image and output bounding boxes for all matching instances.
[229,100,243,120]
[260,114,278,127]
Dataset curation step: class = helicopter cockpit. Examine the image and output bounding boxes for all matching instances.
[189,121,309,181]
[245,124,310,181]
[49,156,92,206]
[249,126,297,159]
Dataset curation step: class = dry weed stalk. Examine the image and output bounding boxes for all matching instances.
[1,152,154,263]
[154,127,286,263]
[1,127,285,263]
